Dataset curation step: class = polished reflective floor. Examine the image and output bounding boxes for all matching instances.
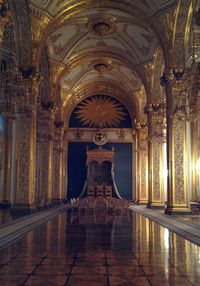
[0,209,200,286]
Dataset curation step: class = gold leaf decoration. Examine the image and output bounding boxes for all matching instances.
[75,96,126,128]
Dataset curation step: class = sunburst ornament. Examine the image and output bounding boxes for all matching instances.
[75,96,126,128]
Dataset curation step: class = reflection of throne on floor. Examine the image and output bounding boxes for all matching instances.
[80,146,121,199]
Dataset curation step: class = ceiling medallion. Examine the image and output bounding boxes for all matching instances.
[89,59,113,73]
[86,17,117,36]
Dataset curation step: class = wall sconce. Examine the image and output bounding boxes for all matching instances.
[134,121,147,129]
[19,66,35,80]
[172,68,185,80]
[160,68,185,86]
[152,103,160,112]
[54,120,64,128]
[41,101,54,110]
[144,103,161,114]
[160,73,168,86]
[0,2,10,18]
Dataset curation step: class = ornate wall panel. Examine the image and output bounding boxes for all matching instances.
[52,128,63,202]
[152,141,162,202]
[139,138,148,202]
[36,110,53,205]
[172,116,189,208]
[15,111,35,206]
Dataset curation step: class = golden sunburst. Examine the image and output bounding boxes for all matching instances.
[75,96,126,127]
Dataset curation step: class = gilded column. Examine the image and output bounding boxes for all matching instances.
[165,78,191,214]
[192,131,200,201]
[12,73,41,213]
[36,111,53,208]
[13,105,36,212]
[146,104,153,208]
[0,99,15,207]
[147,109,165,208]
[52,127,63,204]
[61,144,67,201]
[138,131,148,204]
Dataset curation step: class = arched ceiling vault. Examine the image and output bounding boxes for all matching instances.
[28,0,176,122]
[63,80,144,128]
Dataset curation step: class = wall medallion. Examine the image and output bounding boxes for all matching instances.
[93,130,107,145]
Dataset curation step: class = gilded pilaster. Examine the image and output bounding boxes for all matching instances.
[12,73,41,213]
[52,127,63,204]
[0,114,14,206]
[173,131,190,210]
[165,79,191,213]
[190,121,197,201]
[138,131,148,204]
[36,110,53,207]
[147,108,165,208]
[14,106,36,211]
[0,100,15,207]
[61,144,67,201]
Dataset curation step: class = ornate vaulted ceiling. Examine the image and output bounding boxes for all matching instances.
[28,0,176,123]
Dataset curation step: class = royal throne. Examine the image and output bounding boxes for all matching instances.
[79,147,121,199]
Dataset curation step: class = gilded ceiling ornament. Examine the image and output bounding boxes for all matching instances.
[86,16,117,36]
[50,60,65,84]
[89,59,113,73]
[75,95,126,128]
[30,7,50,42]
